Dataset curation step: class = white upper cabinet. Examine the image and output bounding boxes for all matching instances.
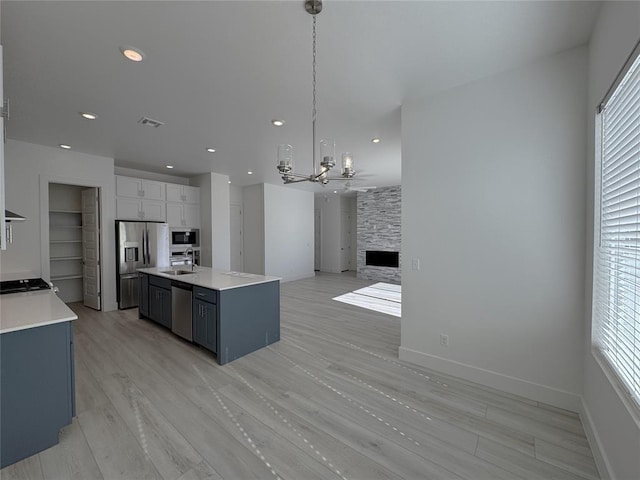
[115,175,198,224]
[116,176,165,201]
[166,203,200,228]
[166,184,199,204]
[116,197,165,222]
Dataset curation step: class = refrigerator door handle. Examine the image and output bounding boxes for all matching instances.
[145,227,151,265]
[145,228,149,265]
[142,228,147,265]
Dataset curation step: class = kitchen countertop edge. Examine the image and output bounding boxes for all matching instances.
[138,267,281,291]
[0,290,77,334]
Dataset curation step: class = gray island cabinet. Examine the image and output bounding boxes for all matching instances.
[0,291,77,469]
[138,267,280,365]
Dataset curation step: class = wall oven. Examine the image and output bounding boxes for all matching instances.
[170,228,199,249]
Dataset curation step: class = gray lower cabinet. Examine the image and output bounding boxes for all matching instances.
[193,297,217,353]
[0,321,75,468]
[138,272,149,318]
[148,285,171,328]
[217,281,280,365]
[140,273,279,365]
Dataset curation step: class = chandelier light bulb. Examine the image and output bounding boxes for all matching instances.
[342,152,354,178]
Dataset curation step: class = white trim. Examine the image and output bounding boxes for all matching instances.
[398,346,582,412]
[279,271,316,283]
[590,348,640,428]
[39,174,113,311]
[579,396,614,480]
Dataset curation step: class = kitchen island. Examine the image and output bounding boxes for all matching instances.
[137,267,280,365]
[0,289,77,468]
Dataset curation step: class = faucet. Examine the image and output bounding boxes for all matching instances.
[184,248,197,272]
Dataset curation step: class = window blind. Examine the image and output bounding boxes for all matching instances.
[594,45,640,408]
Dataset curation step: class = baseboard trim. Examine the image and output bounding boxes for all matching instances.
[103,301,118,312]
[398,347,581,412]
[578,397,613,480]
[280,272,316,283]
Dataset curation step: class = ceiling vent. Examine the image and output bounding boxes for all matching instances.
[138,116,164,128]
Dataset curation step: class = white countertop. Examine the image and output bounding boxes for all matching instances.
[0,290,77,334]
[138,266,280,291]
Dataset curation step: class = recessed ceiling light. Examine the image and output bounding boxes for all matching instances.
[371,137,381,143]
[80,112,98,120]
[333,190,338,194]
[206,147,216,153]
[166,165,174,169]
[247,171,253,175]
[228,180,231,184]
[59,144,71,150]
[271,119,285,127]
[120,46,145,62]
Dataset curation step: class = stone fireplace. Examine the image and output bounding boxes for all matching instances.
[357,186,401,283]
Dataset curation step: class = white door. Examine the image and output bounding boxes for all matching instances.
[314,209,321,271]
[82,188,101,310]
[230,204,243,271]
[0,45,6,250]
[340,208,351,271]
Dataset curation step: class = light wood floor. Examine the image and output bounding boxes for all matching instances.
[2,272,600,480]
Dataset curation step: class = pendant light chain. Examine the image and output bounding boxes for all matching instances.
[276,0,355,184]
[312,13,317,173]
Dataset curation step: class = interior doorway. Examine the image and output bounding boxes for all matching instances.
[314,209,321,271]
[230,204,243,271]
[340,207,352,271]
[48,183,101,309]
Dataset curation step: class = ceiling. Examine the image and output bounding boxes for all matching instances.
[1,1,600,192]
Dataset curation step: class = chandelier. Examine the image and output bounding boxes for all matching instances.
[277,0,355,185]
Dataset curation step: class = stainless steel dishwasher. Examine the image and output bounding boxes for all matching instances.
[171,281,193,341]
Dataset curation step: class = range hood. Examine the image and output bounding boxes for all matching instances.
[5,210,26,222]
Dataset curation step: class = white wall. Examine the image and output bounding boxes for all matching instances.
[0,140,117,311]
[191,173,213,267]
[243,183,314,281]
[315,193,342,273]
[191,172,230,270]
[400,47,588,410]
[264,183,314,282]
[242,184,265,275]
[583,2,640,479]
[211,172,230,271]
[348,196,357,269]
[229,185,243,206]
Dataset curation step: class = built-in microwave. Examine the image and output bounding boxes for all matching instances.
[170,228,199,248]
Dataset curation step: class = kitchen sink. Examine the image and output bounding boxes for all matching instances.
[160,270,195,276]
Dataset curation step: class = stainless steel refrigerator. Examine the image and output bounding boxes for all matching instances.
[116,221,170,309]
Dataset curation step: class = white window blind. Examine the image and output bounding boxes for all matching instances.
[594,44,640,409]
